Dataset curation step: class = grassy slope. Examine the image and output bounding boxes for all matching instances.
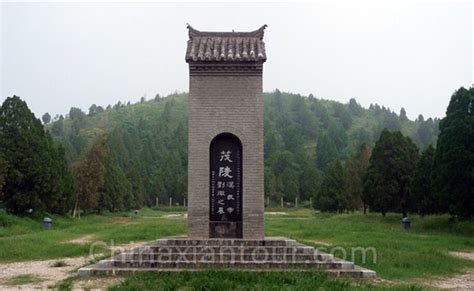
[1,209,472,288]
[0,209,186,262]
[265,209,473,279]
[55,93,431,165]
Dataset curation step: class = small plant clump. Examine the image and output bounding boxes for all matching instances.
[51,260,68,267]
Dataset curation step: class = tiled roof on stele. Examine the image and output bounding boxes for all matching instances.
[185,24,267,63]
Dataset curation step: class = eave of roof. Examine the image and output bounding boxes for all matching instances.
[185,24,267,63]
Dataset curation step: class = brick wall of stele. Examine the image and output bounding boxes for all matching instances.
[187,71,264,239]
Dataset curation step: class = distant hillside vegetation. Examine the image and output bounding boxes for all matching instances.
[47,91,439,206]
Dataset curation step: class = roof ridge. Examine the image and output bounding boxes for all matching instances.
[187,24,267,40]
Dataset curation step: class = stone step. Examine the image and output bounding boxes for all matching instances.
[112,252,336,263]
[139,246,320,256]
[327,268,377,278]
[151,238,299,247]
[78,237,377,279]
[78,266,374,278]
[104,260,355,270]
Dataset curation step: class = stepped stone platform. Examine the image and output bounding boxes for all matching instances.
[78,236,376,278]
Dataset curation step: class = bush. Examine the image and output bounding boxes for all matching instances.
[0,209,15,227]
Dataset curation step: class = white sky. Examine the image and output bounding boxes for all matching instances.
[1,1,473,120]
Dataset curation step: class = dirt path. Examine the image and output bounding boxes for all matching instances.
[0,256,93,290]
[0,238,149,290]
[426,251,474,290]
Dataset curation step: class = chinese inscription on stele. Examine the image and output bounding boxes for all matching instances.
[209,133,242,238]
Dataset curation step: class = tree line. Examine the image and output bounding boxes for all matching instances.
[314,87,473,219]
[1,87,469,219]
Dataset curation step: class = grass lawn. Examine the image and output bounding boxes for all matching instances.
[265,209,474,280]
[108,270,422,291]
[0,208,186,262]
[1,207,473,290]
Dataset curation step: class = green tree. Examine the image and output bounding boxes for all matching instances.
[88,104,98,116]
[51,116,64,136]
[314,160,351,212]
[0,96,73,214]
[348,98,363,116]
[264,167,280,203]
[69,107,86,121]
[291,95,318,139]
[328,119,348,151]
[411,145,436,215]
[333,102,352,130]
[41,137,74,214]
[432,87,474,219]
[48,91,441,209]
[345,143,372,210]
[272,89,283,111]
[270,151,295,174]
[380,112,401,131]
[362,129,419,217]
[72,135,106,217]
[0,155,7,201]
[42,112,51,124]
[98,155,133,212]
[127,166,145,208]
[400,107,408,121]
[300,162,320,201]
[316,133,338,171]
[281,168,299,201]
[417,120,435,148]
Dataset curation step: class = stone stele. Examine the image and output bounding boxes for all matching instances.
[78,25,376,278]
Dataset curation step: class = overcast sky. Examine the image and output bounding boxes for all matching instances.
[1,1,472,120]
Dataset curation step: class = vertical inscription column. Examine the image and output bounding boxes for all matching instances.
[209,134,242,238]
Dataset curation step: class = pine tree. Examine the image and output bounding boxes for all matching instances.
[300,162,320,201]
[333,103,352,130]
[432,87,474,219]
[314,160,351,212]
[316,133,338,171]
[417,121,433,148]
[411,145,436,215]
[42,112,51,124]
[88,104,98,116]
[51,116,64,136]
[348,98,363,116]
[0,96,73,214]
[44,139,74,214]
[127,166,145,209]
[345,143,372,210]
[0,155,7,201]
[328,119,348,151]
[400,108,408,121]
[272,89,283,111]
[362,129,419,216]
[98,155,132,212]
[380,112,401,131]
[281,168,299,201]
[72,135,106,216]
